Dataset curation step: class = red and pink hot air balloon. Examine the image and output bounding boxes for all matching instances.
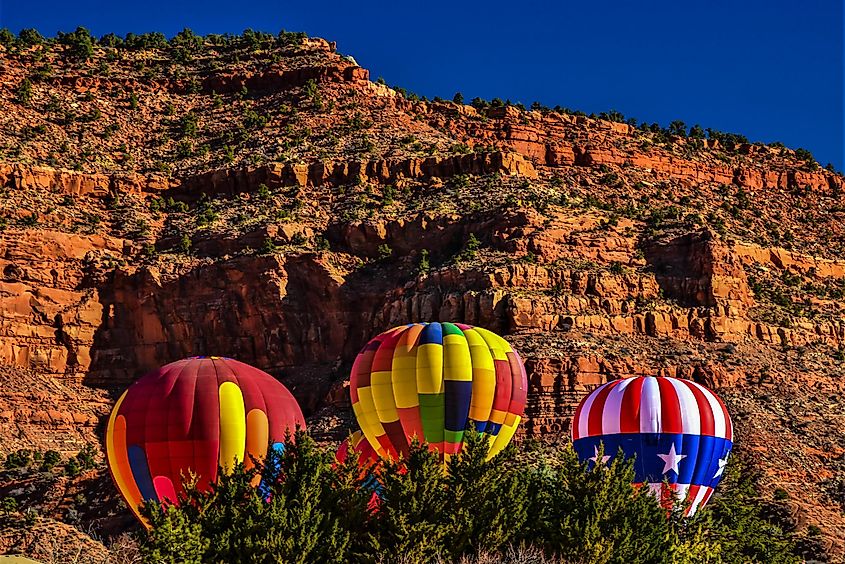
[105,356,304,523]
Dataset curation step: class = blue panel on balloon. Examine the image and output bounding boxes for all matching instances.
[419,322,443,345]
[444,380,472,432]
[127,445,158,503]
[258,442,286,499]
[572,433,732,488]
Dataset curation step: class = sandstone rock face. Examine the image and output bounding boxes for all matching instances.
[200,62,369,94]
[175,151,536,199]
[86,254,362,386]
[0,229,126,377]
[0,163,171,197]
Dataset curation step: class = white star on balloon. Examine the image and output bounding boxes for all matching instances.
[589,445,611,465]
[713,453,729,478]
[657,444,687,475]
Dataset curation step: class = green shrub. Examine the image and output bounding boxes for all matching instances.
[259,237,280,255]
[141,431,367,563]
[180,111,199,137]
[17,28,44,46]
[76,444,98,470]
[64,457,80,477]
[668,120,687,137]
[456,234,481,262]
[703,455,801,563]
[20,212,39,227]
[256,183,271,200]
[98,33,123,48]
[689,124,706,139]
[706,129,748,151]
[212,91,223,110]
[0,497,19,514]
[177,139,194,157]
[303,78,322,108]
[58,26,95,61]
[242,107,268,130]
[169,27,203,51]
[380,185,396,205]
[377,243,392,260]
[16,78,33,106]
[4,449,32,469]
[177,234,192,254]
[0,28,15,47]
[41,449,61,471]
[418,249,430,274]
[23,507,39,526]
[794,148,814,162]
[314,236,331,251]
[124,32,168,50]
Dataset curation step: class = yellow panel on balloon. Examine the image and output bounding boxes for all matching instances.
[392,343,419,409]
[218,381,246,473]
[475,327,509,360]
[372,369,400,423]
[416,343,444,394]
[443,334,472,382]
[465,329,496,421]
[488,416,520,459]
[354,387,388,454]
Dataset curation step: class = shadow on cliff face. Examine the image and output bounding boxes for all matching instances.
[640,229,720,309]
[81,206,526,405]
[81,237,510,416]
[83,253,376,413]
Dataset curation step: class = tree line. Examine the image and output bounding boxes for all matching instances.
[139,429,811,563]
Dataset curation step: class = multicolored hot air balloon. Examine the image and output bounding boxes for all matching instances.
[335,430,380,469]
[350,322,527,461]
[571,376,733,516]
[105,356,304,523]
[335,430,382,510]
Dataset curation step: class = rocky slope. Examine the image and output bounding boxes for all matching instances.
[0,29,843,559]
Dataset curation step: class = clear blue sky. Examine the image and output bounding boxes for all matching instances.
[2,0,842,169]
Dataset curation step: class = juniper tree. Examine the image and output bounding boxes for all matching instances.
[520,444,676,563]
[441,430,529,558]
[371,440,450,561]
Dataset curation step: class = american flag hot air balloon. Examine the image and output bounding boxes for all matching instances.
[571,376,733,516]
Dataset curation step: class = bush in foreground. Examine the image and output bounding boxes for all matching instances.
[140,430,801,563]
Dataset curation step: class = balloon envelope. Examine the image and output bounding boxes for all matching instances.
[335,430,382,510]
[105,356,304,523]
[335,430,379,468]
[350,322,527,461]
[571,376,733,515]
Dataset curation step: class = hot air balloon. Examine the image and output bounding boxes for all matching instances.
[335,430,382,510]
[105,356,304,523]
[335,430,379,469]
[571,376,733,516]
[350,322,527,461]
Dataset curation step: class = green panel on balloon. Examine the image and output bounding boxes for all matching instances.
[419,393,445,443]
[444,429,464,444]
[441,321,465,337]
